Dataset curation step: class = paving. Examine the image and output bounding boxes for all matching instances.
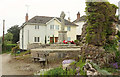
[31,48,81,52]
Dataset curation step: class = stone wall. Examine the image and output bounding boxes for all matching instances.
[31,50,80,62]
[28,43,78,49]
[80,44,116,67]
[27,43,50,50]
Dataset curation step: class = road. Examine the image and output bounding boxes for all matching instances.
[0,55,2,76]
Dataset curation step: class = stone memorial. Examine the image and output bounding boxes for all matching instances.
[58,11,67,43]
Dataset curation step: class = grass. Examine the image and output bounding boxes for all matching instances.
[15,54,31,60]
[11,50,30,56]
[6,44,17,46]
[102,67,120,73]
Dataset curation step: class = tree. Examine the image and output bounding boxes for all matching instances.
[7,25,20,43]
[85,1,118,46]
[4,33,13,44]
[0,37,2,44]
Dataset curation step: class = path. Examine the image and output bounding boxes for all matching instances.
[0,53,61,75]
[0,55,2,76]
[1,54,41,75]
[2,54,26,75]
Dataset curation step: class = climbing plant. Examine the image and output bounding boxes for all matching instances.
[85,1,118,49]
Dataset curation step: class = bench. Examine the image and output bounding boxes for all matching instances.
[33,52,48,67]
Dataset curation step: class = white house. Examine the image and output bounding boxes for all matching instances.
[73,12,86,40]
[20,14,78,50]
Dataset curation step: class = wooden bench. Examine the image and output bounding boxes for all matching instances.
[33,52,48,67]
[33,57,40,62]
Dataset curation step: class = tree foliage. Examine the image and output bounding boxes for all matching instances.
[7,25,20,43]
[85,1,118,46]
[4,33,13,44]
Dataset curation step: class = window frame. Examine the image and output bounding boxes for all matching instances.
[55,25,59,30]
[50,25,54,30]
[67,26,71,31]
[35,25,39,29]
[34,37,40,42]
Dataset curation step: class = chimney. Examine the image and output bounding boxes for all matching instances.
[25,13,28,22]
[77,12,80,20]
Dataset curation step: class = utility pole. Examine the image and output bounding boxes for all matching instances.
[2,20,5,45]
[2,20,5,52]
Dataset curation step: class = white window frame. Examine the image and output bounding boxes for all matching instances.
[34,37,40,42]
[67,26,71,31]
[35,25,39,29]
[55,25,59,30]
[50,25,54,30]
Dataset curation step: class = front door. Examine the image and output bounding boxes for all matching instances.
[55,37,58,43]
[50,37,53,43]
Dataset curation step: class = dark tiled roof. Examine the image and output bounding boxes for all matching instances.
[73,15,86,23]
[26,16,77,26]
[27,16,53,24]
[56,18,77,26]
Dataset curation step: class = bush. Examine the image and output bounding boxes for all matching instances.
[44,67,66,75]
[74,40,80,46]
[2,44,17,53]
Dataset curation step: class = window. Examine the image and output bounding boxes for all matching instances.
[50,25,54,30]
[34,37,40,42]
[67,37,71,41]
[67,26,71,31]
[55,25,59,30]
[35,25,39,29]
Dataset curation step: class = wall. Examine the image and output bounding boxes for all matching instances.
[20,18,77,49]
[31,50,80,62]
[20,24,46,50]
[65,26,77,41]
[47,18,77,43]
[20,28,22,49]
[75,21,85,35]
[46,18,61,43]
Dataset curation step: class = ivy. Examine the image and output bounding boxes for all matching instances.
[85,1,118,47]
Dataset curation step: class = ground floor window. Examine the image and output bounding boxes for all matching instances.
[34,37,40,42]
[67,37,71,41]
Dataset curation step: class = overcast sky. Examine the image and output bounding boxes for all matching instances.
[0,0,119,36]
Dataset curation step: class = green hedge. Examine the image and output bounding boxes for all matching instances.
[2,44,17,53]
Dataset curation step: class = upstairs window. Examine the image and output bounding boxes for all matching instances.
[67,26,71,31]
[50,25,54,30]
[34,37,40,42]
[55,25,59,30]
[35,25,39,29]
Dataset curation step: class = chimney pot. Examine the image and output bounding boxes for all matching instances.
[77,12,80,20]
[25,13,28,22]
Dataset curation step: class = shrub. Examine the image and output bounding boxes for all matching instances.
[76,59,86,75]
[2,44,17,53]
[44,67,66,75]
[74,40,80,46]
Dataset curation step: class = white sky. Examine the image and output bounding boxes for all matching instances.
[0,0,119,36]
